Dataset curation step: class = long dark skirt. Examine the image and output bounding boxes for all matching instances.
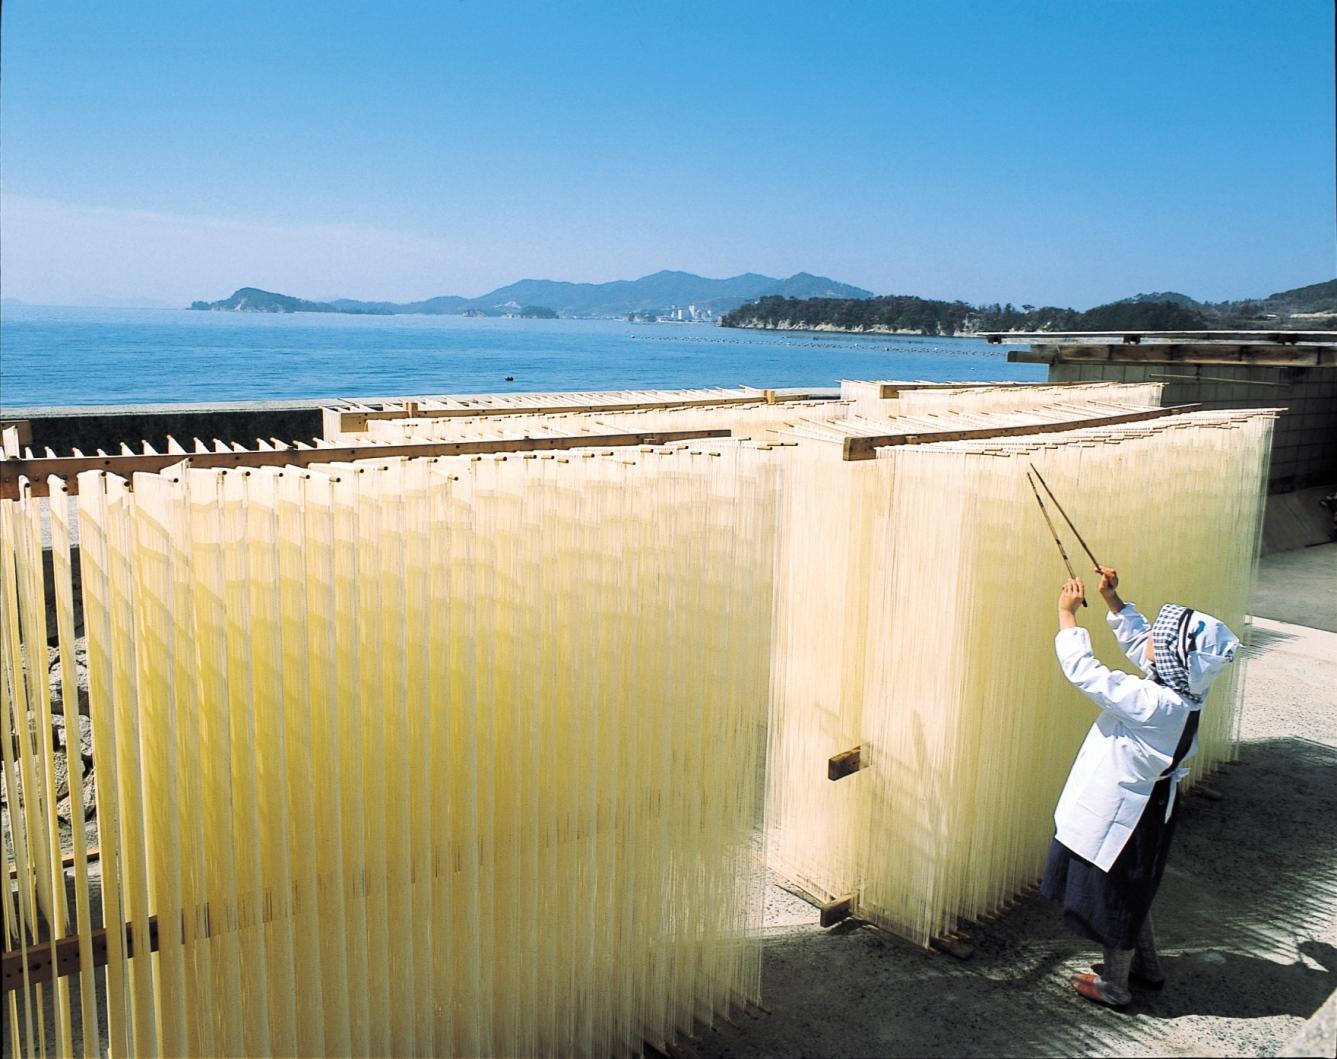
[1040,775,1178,949]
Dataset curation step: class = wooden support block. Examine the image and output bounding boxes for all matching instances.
[828,746,863,781]
[1191,782,1224,801]
[929,934,976,960]
[819,895,855,928]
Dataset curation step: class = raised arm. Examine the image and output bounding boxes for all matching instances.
[1097,566,1153,668]
[1056,580,1175,727]
[1097,566,1124,614]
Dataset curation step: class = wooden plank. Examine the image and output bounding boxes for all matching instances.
[828,747,864,781]
[819,895,855,928]
[0,428,735,499]
[840,404,1201,461]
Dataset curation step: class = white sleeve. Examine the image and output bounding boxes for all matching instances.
[1106,602,1151,668]
[1055,627,1177,727]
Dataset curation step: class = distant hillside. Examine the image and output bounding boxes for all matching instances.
[191,271,873,318]
[1205,278,1337,327]
[722,279,1336,336]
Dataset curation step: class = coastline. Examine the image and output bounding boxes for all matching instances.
[722,320,1009,338]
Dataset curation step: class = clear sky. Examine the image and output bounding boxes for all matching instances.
[1,0,1332,309]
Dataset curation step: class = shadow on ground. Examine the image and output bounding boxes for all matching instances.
[690,736,1337,1058]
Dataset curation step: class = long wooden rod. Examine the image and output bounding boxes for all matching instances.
[1028,463,1101,570]
[1025,471,1087,606]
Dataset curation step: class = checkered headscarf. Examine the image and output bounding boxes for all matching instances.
[1151,603,1194,697]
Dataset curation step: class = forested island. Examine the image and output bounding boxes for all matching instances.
[721,279,1337,335]
[189,288,390,314]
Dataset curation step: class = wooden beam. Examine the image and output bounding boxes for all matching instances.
[840,404,1201,462]
[828,747,864,781]
[0,428,734,500]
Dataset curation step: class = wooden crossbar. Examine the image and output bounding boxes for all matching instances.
[2,920,158,994]
[840,404,1201,461]
[0,428,733,499]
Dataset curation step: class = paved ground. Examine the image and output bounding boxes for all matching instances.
[690,543,1337,1059]
[1249,542,1337,633]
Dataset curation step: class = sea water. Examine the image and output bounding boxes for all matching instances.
[0,304,1042,409]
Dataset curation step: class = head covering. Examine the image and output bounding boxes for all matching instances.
[1151,603,1240,702]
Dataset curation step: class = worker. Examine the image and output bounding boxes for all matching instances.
[1040,566,1240,1008]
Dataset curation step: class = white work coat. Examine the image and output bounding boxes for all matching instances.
[1052,603,1199,872]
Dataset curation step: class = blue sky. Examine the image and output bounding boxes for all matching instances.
[1,0,1332,308]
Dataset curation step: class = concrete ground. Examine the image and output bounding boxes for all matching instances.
[691,542,1337,1059]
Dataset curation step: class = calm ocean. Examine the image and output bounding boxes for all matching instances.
[0,304,1042,409]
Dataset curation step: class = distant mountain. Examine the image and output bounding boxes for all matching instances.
[193,271,873,318]
[450,270,872,317]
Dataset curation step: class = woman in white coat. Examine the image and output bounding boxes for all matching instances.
[1040,567,1240,1008]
